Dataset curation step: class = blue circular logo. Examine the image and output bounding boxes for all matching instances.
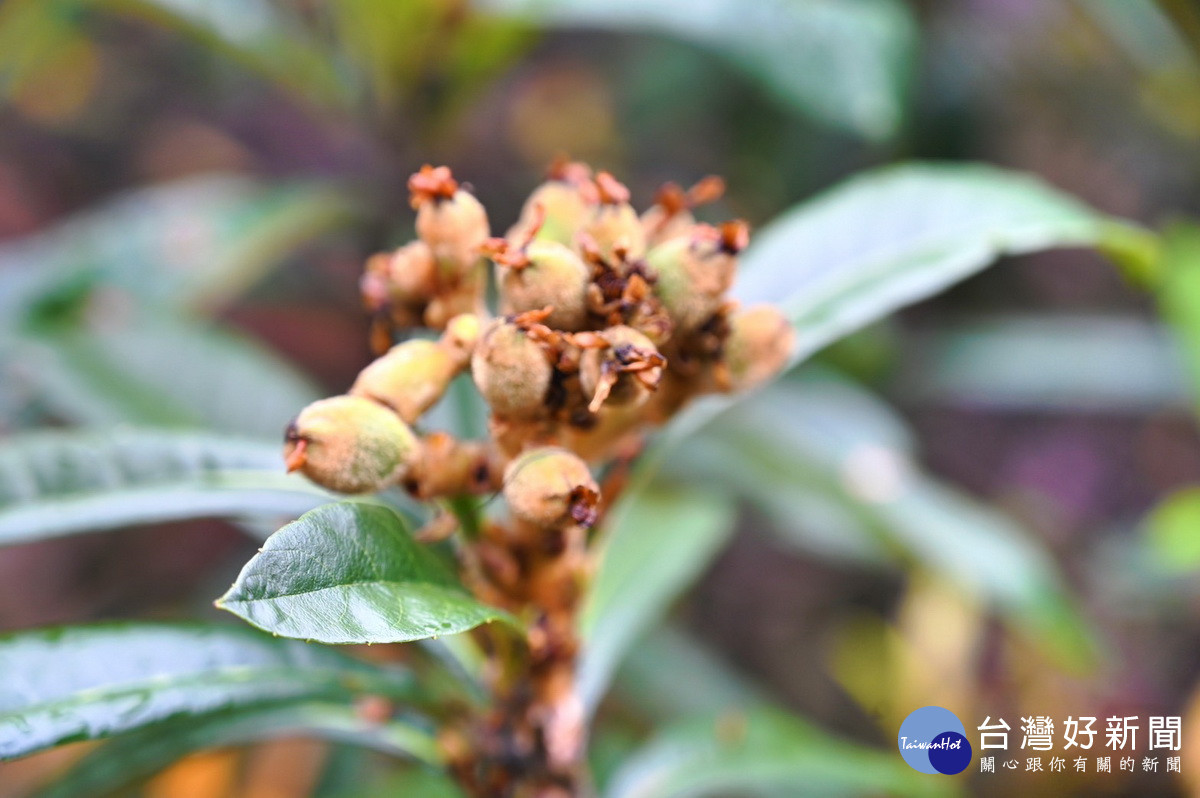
[897,706,972,775]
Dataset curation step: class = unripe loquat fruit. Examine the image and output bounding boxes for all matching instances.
[409,165,490,276]
[508,160,597,247]
[493,240,592,331]
[471,318,553,419]
[503,447,599,529]
[360,240,437,313]
[350,341,453,424]
[583,172,646,260]
[640,176,725,248]
[351,314,481,423]
[283,395,420,494]
[725,305,795,391]
[647,220,747,332]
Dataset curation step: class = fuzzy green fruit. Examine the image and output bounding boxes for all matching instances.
[503,446,598,529]
[497,241,592,330]
[284,395,420,494]
[471,319,553,419]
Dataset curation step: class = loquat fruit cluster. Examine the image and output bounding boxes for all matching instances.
[284,160,794,520]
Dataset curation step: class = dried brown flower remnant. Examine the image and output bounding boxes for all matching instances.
[579,325,665,413]
[641,175,725,246]
[407,164,459,206]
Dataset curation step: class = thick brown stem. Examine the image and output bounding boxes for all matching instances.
[453,521,594,797]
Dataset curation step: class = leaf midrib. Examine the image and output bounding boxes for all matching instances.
[221,578,474,607]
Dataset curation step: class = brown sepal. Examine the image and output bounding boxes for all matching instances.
[408,164,459,208]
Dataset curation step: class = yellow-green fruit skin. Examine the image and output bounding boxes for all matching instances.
[503,447,597,528]
[384,241,437,304]
[287,395,419,494]
[498,241,591,330]
[646,237,736,331]
[726,305,795,391]
[580,326,661,409]
[640,207,694,249]
[585,203,646,260]
[471,320,552,419]
[509,181,593,247]
[416,190,490,274]
[350,339,457,423]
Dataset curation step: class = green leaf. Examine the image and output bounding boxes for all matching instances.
[898,315,1190,412]
[1,315,320,438]
[0,1,348,121]
[328,767,468,798]
[0,623,416,760]
[612,627,761,724]
[735,163,1159,367]
[1156,221,1200,412]
[1145,488,1200,573]
[0,175,355,327]
[218,502,516,644]
[328,0,531,115]
[668,432,890,565]
[579,486,736,711]
[666,372,1097,668]
[0,428,334,546]
[35,702,440,798]
[481,0,916,140]
[605,708,954,798]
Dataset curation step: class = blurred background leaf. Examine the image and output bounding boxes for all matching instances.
[0,429,334,545]
[896,314,1191,413]
[0,0,348,112]
[735,163,1159,369]
[579,485,736,711]
[34,702,441,798]
[1156,221,1200,411]
[0,622,418,759]
[665,371,1097,669]
[0,176,356,326]
[604,707,953,798]
[480,0,917,141]
[0,318,321,437]
[1145,487,1200,574]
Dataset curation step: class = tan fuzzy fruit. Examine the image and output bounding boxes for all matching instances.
[409,165,490,275]
[640,176,725,248]
[509,179,597,248]
[503,447,599,529]
[579,325,665,412]
[360,241,437,313]
[647,221,746,332]
[350,339,460,424]
[471,318,553,419]
[583,172,646,260]
[725,305,795,391]
[283,395,420,494]
[496,241,591,330]
[422,285,481,330]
